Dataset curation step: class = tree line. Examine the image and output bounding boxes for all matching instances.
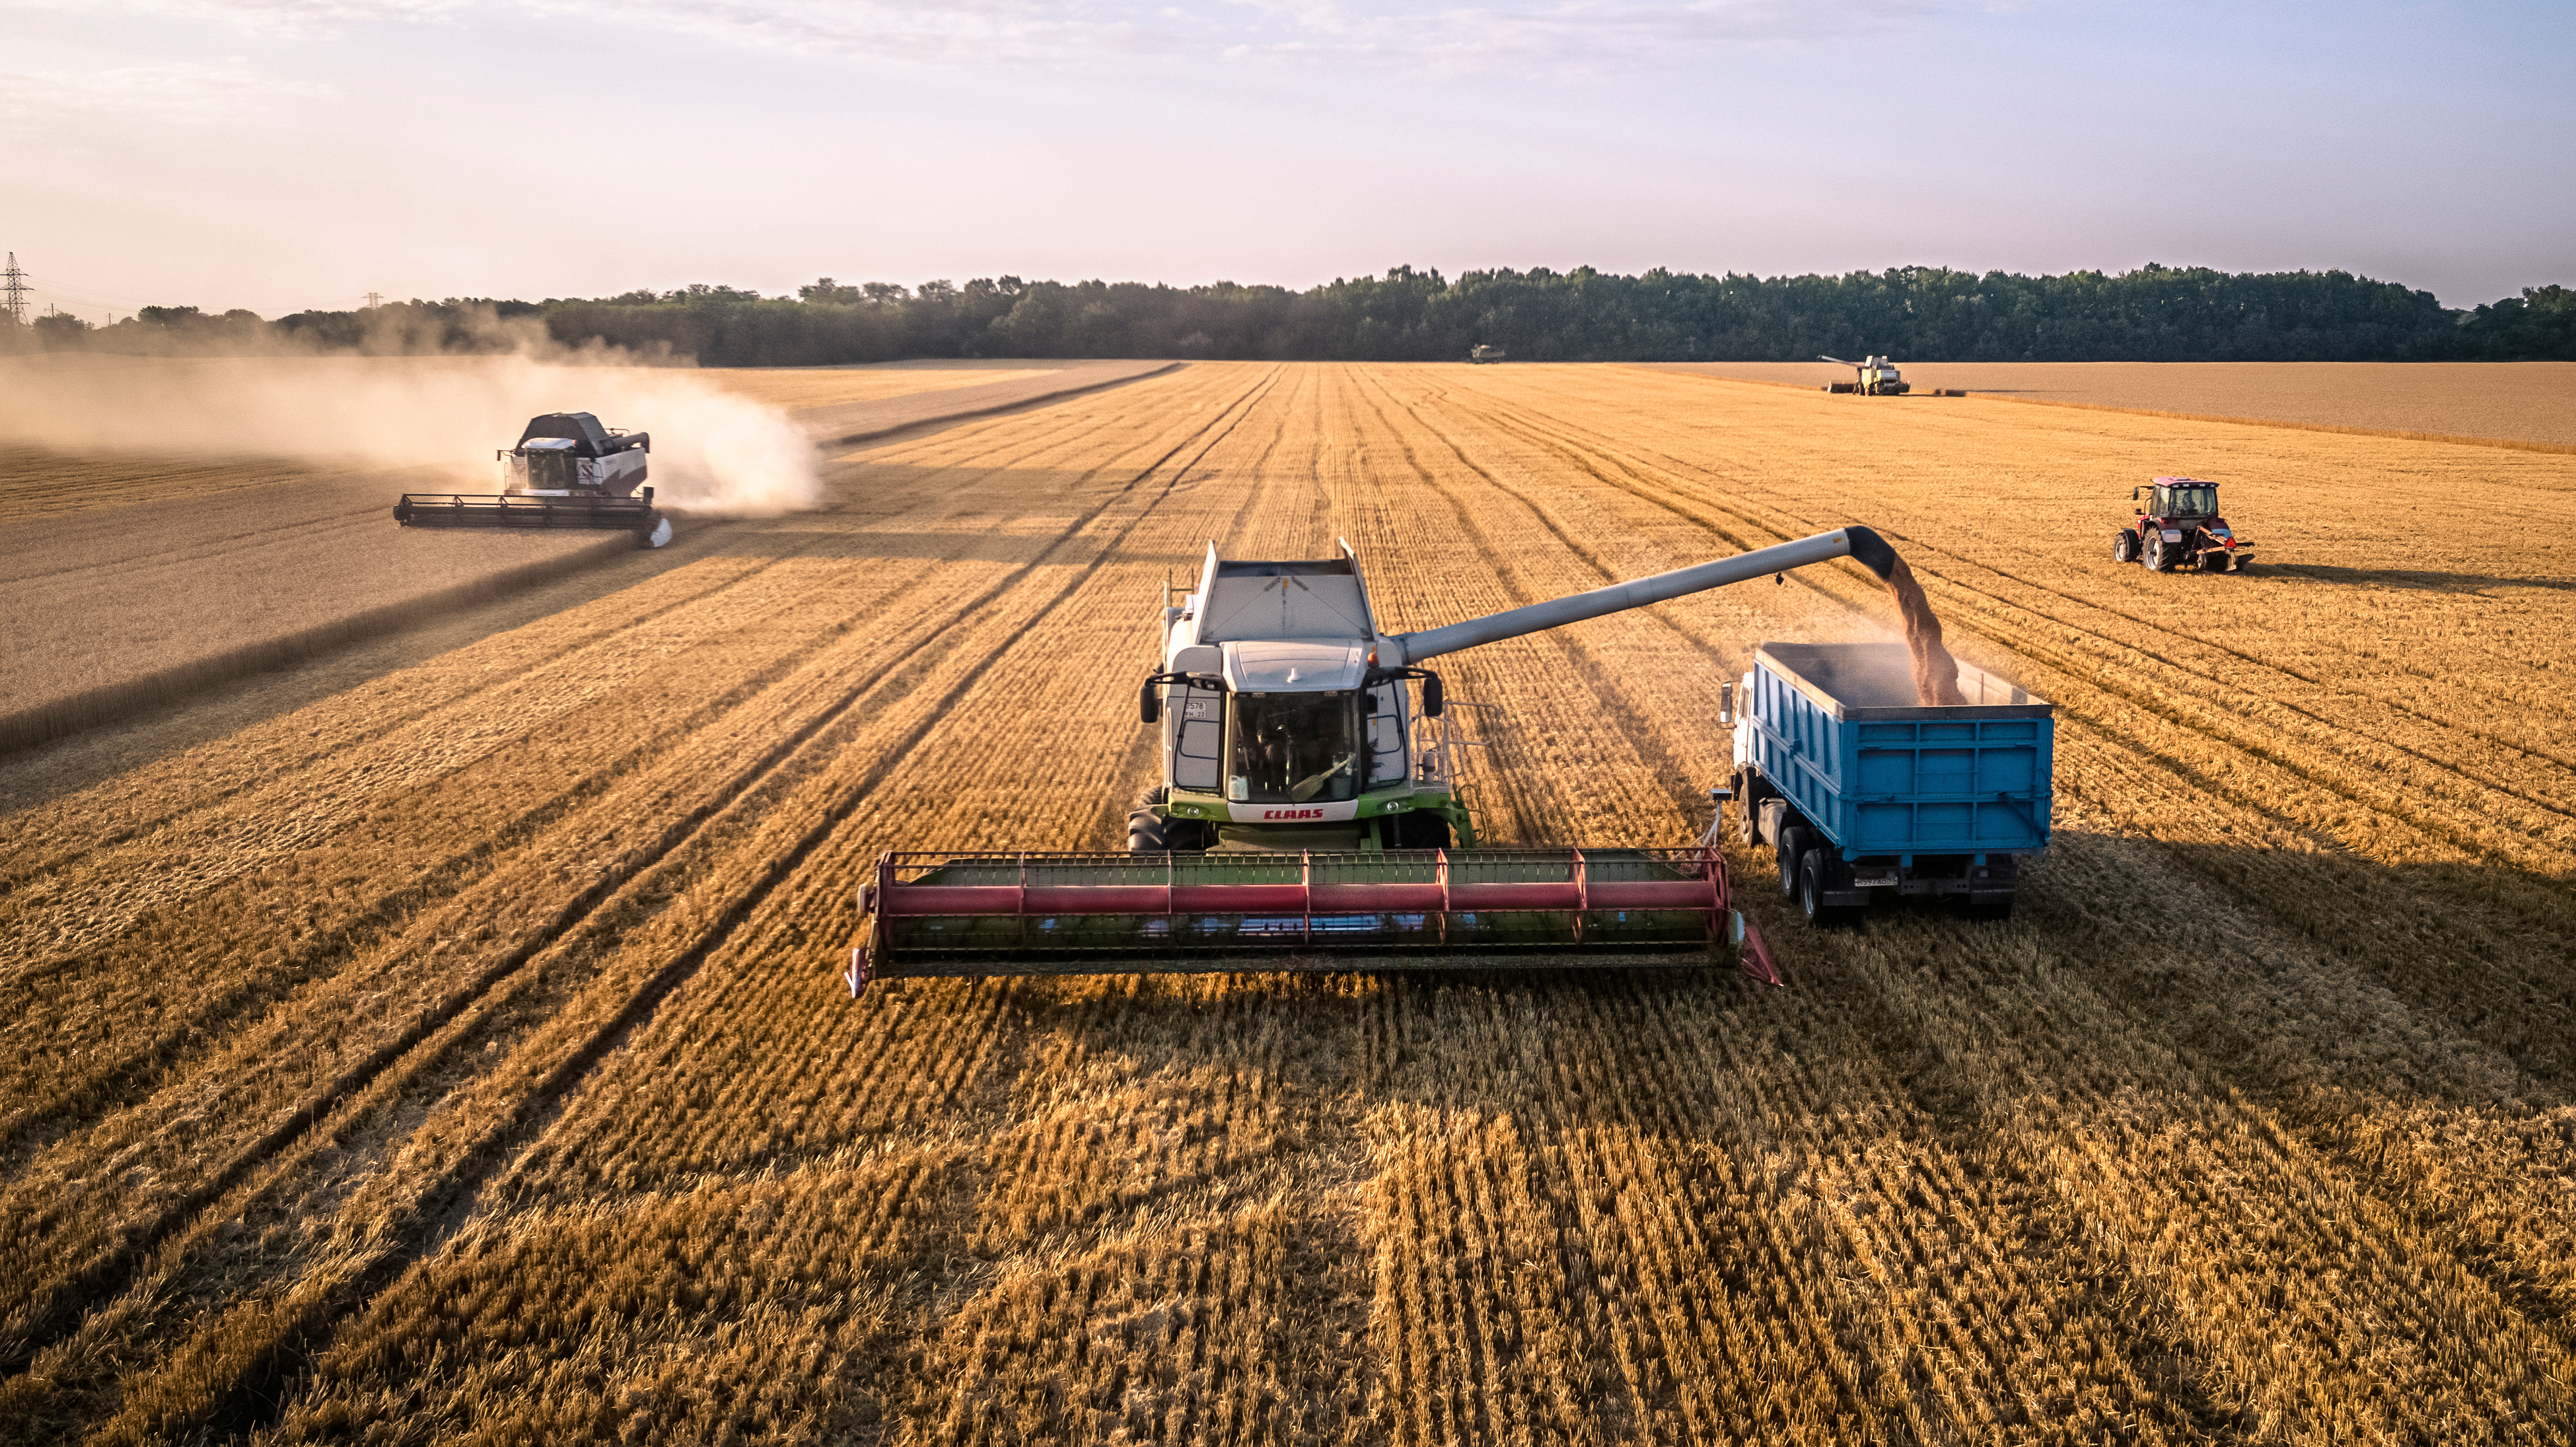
[9,265,2571,363]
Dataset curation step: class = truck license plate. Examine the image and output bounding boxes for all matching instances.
[1851,872,1899,888]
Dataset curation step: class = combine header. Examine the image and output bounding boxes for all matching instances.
[849,526,1950,997]
[394,412,672,548]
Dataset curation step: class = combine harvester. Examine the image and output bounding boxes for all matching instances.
[393,412,673,548]
[847,525,2052,997]
[1819,355,1967,398]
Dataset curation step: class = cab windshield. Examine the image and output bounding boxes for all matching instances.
[1229,691,1361,804]
[2159,485,2216,516]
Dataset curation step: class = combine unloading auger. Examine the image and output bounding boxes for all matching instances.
[847,526,1919,997]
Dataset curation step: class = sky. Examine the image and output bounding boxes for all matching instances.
[2,1,2569,322]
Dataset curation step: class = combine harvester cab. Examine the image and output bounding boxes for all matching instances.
[393,411,673,548]
[1733,643,2054,924]
[848,525,1975,998]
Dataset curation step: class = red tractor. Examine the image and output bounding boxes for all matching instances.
[2112,476,2252,574]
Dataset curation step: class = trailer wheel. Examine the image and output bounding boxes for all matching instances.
[1734,770,1762,847]
[1796,851,1852,928]
[1775,826,1808,899]
[2112,530,2139,563]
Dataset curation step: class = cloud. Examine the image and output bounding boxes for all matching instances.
[107,0,466,34]
[0,61,330,131]
[539,0,1951,78]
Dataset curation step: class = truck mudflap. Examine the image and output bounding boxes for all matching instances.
[844,847,1783,995]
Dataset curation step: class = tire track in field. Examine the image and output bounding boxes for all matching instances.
[1410,374,2576,1069]
[1443,376,2576,861]
[0,397,1198,1156]
[1342,371,2235,1433]
[40,369,1286,1439]
[1404,372,2576,1376]
[0,388,1155,894]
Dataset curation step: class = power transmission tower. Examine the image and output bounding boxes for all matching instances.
[364,291,383,308]
[1,254,28,325]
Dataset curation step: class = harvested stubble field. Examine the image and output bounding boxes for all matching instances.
[0,357,1169,755]
[1,361,2571,1444]
[1637,360,2576,449]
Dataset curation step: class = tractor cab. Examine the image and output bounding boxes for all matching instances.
[2137,479,2217,519]
[2114,476,2252,574]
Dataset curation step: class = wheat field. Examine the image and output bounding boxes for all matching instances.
[1,362,2569,1444]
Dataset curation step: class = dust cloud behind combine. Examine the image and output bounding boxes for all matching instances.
[0,351,819,516]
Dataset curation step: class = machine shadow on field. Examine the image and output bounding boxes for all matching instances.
[0,521,753,816]
[2258,561,2576,594]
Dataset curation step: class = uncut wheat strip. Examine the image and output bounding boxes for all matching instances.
[59,367,1283,1442]
[0,543,995,1160]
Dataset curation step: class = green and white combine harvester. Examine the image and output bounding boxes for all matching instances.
[846,526,1921,996]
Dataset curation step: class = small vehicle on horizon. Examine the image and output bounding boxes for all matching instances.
[2113,476,2250,573]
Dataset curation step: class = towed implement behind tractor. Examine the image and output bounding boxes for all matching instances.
[847,524,1989,997]
[393,412,673,548]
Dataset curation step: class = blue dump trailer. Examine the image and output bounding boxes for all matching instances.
[1728,642,2054,923]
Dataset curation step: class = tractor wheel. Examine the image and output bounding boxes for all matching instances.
[1735,771,1762,847]
[1775,826,1809,899]
[2144,533,2176,571]
[2112,530,2139,563]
